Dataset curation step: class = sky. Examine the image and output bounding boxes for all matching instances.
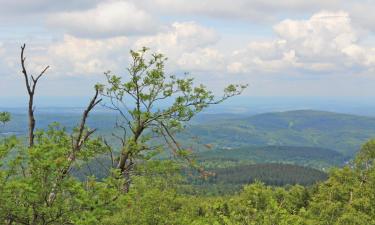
[1,0,375,106]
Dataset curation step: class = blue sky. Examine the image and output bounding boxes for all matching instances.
[1,0,375,106]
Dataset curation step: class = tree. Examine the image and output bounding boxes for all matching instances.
[1,45,248,224]
[20,44,50,147]
[355,139,375,170]
[0,112,11,124]
[101,47,247,192]
[0,45,120,224]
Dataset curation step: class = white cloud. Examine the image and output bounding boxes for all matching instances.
[46,35,130,75]
[229,11,375,75]
[48,1,157,38]
[130,0,339,22]
[135,22,221,71]
[342,44,375,67]
[0,35,130,77]
[0,42,4,55]
[2,2,375,98]
[128,0,375,36]
[0,21,221,79]
[177,48,225,72]
[274,11,356,58]
[135,22,219,51]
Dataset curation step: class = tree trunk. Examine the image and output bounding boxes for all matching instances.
[28,93,35,147]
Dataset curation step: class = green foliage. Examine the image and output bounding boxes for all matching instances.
[197,145,346,170]
[182,163,327,196]
[0,112,11,124]
[3,109,374,161]
[0,125,122,224]
[100,140,375,225]
[185,110,375,156]
[101,47,246,189]
[3,47,375,224]
[2,128,375,224]
[103,48,245,134]
[206,163,327,186]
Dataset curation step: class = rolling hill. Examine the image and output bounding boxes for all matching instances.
[197,145,347,169]
[183,110,375,156]
[2,109,375,158]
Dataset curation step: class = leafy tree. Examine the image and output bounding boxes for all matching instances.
[0,45,121,224]
[0,125,122,224]
[101,47,247,192]
[0,45,246,224]
[355,139,375,170]
[301,140,375,225]
[0,112,11,124]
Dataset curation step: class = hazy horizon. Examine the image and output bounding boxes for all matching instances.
[2,95,375,117]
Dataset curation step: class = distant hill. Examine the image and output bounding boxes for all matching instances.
[197,145,347,169]
[184,110,375,156]
[2,109,375,156]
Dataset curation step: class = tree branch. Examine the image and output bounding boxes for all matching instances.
[20,44,50,147]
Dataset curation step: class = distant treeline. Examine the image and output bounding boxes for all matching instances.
[197,145,347,170]
[190,163,327,186]
[209,163,328,186]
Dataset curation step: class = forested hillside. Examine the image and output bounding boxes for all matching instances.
[184,163,328,195]
[2,109,375,156]
[209,163,328,186]
[185,110,375,156]
[197,145,346,169]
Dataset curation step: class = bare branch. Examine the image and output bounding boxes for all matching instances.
[20,44,50,147]
[73,88,102,151]
[48,88,102,205]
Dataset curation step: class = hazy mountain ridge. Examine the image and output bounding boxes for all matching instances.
[185,110,375,156]
[2,109,375,158]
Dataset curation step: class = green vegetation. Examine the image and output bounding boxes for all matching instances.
[3,131,375,224]
[197,145,347,170]
[0,112,10,124]
[1,110,371,167]
[184,163,328,195]
[1,46,375,224]
[185,110,375,156]
[101,141,375,225]
[0,124,120,224]
[207,163,327,186]
[3,109,374,159]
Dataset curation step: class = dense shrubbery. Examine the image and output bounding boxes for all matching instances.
[98,142,375,225]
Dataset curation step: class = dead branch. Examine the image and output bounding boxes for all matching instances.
[20,44,50,147]
[48,89,102,205]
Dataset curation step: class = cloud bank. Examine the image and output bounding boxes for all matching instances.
[1,0,375,97]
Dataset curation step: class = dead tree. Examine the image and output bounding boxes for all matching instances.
[20,44,49,147]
